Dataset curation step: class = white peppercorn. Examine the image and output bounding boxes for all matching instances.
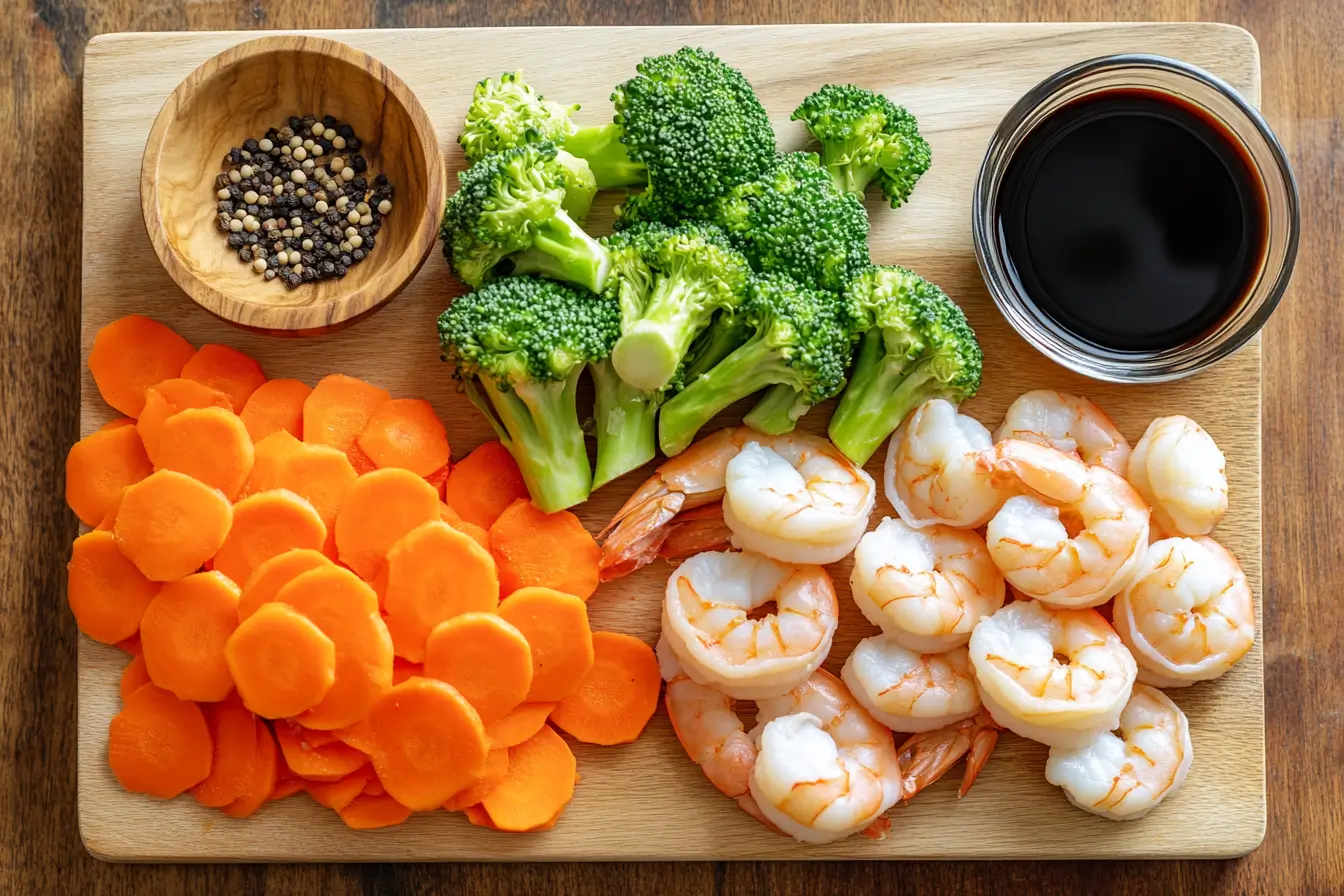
[356,201,370,215]
[359,214,373,226]
[350,234,364,249]
[312,122,326,137]
[259,138,273,152]
[244,216,261,233]
[228,169,242,184]
[291,170,307,184]
[347,209,361,224]
[252,257,267,273]
[314,200,328,214]
[329,157,344,172]
[229,218,244,233]
[243,190,259,204]
[332,135,347,150]
[277,251,289,266]
[289,135,303,149]
[293,146,308,162]
[378,199,392,214]
[302,238,314,250]
[241,164,254,178]
[216,188,230,200]
[341,167,355,182]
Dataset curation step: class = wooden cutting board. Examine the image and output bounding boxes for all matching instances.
[79,23,1264,861]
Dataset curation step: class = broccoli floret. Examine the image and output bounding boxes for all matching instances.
[679,307,751,388]
[588,357,660,490]
[438,276,618,512]
[552,150,598,222]
[827,266,983,465]
[602,221,752,392]
[458,71,645,189]
[708,152,871,294]
[791,84,932,207]
[658,274,855,456]
[440,142,611,293]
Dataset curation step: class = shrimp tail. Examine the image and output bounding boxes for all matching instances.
[598,490,686,581]
[859,816,892,840]
[894,710,1001,802]
[659,501,733,561]
[957,713,1002,799]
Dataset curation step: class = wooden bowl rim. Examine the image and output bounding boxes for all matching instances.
[139,34,445,334]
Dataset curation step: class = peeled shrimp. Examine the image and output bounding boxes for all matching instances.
[983,439,1150,608]
[968,599,1137,749]
[1044,684,1192,821]
[1128,416,1229,537]
[994,389,1131,475]
[850,517,1006,652]
[840,635,982,732]
[600,427,875,579]
[661,550,839,700]
[885,399,1013,529]
[1112,537,1255,687]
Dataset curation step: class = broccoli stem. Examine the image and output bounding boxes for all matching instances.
[509,211,612,294]
[589,358,659,490]
[680,311,749,387]
[827,329,941,465]
[611,276,714,392]
[658,336,790,456]
[820,141,879,198]
[566,123,647,189]
[743,383,811,435]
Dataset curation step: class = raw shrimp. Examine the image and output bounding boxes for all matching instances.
[850,517,1006,652]
[657,503,732,561]
[840,635,982,732]
[983,439,1150,608]
[885,399,1013,530]
[1044,684,1192,821]
[968,599,1137,749]
[599,427,875,579]
[994,390,1131,475]
[1112,537,1255,687]
[1128,416,1229,537]
[661,550,839,700]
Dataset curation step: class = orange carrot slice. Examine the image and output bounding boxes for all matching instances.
[369,678,488,811]
[392,657,423,685]
[119,654,151,701]
[115,470,233,581]
[213,489,326,587]
[443,441,529,530]
[423,614,530,724]
[139,570,240,702]
[181,344,267,412]
[153,406,255,500]
[481,724,576,832]
[237,548,332,620]
[275,721,371,782]
[65,426,154,526]
[498,587,594,702]
[463,802,563,832]
[306,765,373,810]
[89,315,196,418]
[489,499,600,599]
[137,378,233,462]
[333,718,377,755]
[439,503,491,552]
[551,632,660,745]
[107,684,211,799]
[271,777,306,801]
[100,417,136,431]
[303,374,391,469]
[191,696,260,808]
[238,430,304,498]
[334,468,441,580]
[240,378,312,442]
[442,747,510,811]
[382,521,499,663]
[267,442,359,550]
[425,464,450,498]
[363,776,386,797]
[222,719,279,818]
[485,702,557,749]
[226,602,337,719]
[67,530,160,644]
[95,490,126,532]
[338,793,412,830]
[356,399,450,478]
[117,634,142,656]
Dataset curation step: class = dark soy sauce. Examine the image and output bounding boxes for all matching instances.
[997,89,1268,352]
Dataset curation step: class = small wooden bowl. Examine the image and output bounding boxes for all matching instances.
[140,36,445,335]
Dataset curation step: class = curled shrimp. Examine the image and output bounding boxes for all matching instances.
[1044,684,1192,821]
[994,390,1132,475]
[1128,416,1229,537]
[850,517,1006,652]
[983,439,1150,608]
[885,399,1013,529]
[840,634,982,732]
[1112,537,1255,687]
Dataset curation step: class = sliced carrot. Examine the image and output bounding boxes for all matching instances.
[269,442,359,552]
[181,343,267,413]
[333,718,377,755]
[226,602,337,719]
[274,721,370,782]
[442,747,510,811]
[240,378,312,442]
[370,563,390,611]
[550,632,660,745]
[213,489,326,587]
[303,374,391,470]
[117,634,142,656]
[139,570,240,702]
[485,702,558,749]
[439,503,491,552]
[107,684,211,799]
[89,315,196,418]
[425,464,450,497]
[119,654,151,701]
[306,765,374,811]
[369,678,488,811]
[334,468,441,580]
[191,696,260,808]
[497,587,594,702]
[463,801,562,832]
[271,777,306,801]
[153,406,255,500]
[238,548,333,620]
[423,614,530,724]
[271,566,393,730]
[383,521,499,663]
[481,724,576,832]
[489,500,600,599]
[67,530,160,644]
[137,378,233,462]
[222,719,279,818]
[100,417,136,431]
[65,425,154,526]
[114,470,233,582]
[393,657,423,685]
[338,793,413,830]
[443,441,529,530]
[356,399,450,478]
[238,430,304,498]
[363,776,386,797]
[95,490,125,532]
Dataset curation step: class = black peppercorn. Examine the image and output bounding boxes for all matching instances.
[267,255,280,269]
[323,115,339,129]
[374,173,389,187]
[335,263,348,277]
[239,247,253,262]
[325,209,340,224]
[246,233,260,245]
[353,177,368,191]
[363,235,375,250]
[338,123,355,139]
[228,233,245,249]
[228,185,244,202]
[228,147,244,165]
[352,248,366,262]
[352,155,367,174]
[216,213,231,232]
[301,194,316,209]
[264,268,278,281]
[340,254,352,266]
[288,116,303,132]
[321,260,336,275]
[218,200,234,213]
[246,204,260,216]
[301,252,315,266]
[242,138,259,153]
[346,137,361,152]
[215,173,231,190]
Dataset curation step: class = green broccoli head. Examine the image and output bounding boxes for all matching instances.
[827,265,982,464]
[440,141,611,293]
[708,152,872,294]
[458,71,579,163]
[792,84,932,207]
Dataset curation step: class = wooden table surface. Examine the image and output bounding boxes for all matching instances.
[1,0,1339,892]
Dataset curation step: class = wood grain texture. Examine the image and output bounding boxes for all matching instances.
[3,0,1341,892]
[78,24,1262,862]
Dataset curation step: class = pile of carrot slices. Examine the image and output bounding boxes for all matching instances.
[67,315,661,831]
